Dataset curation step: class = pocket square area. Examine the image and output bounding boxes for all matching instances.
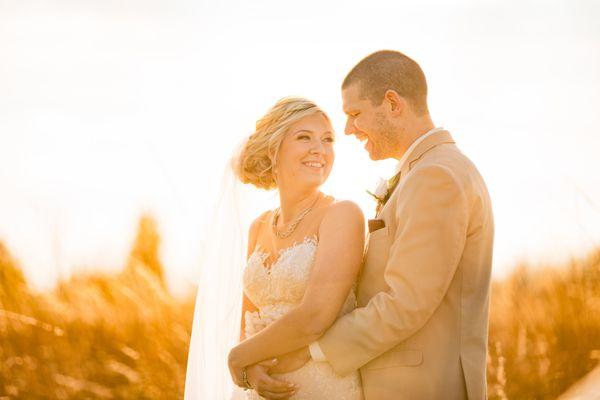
[368,219,386,233]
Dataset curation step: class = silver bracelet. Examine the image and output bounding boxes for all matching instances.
[242,367,252,390]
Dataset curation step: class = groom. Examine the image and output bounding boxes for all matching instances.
[255,50,493,399]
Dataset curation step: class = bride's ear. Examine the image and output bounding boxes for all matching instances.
[384,89,405,116]
[271,161,278,182]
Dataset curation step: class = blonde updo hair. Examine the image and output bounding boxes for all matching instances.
[234,97,329,190]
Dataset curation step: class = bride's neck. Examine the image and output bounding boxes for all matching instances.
[277,188,321,225]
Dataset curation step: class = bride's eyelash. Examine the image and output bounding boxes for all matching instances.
[296,134,334,142]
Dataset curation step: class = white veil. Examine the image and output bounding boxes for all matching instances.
[184,151,276,399]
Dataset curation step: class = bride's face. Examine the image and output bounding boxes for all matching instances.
[275,113,335,191]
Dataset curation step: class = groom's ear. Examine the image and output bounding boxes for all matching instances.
[384,89,405,116]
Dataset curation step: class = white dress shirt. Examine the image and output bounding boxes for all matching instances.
[308,127,446,363]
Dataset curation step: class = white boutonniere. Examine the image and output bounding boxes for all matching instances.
[366,172,402,212]
[367,178,388,202]
[373,178,389,201]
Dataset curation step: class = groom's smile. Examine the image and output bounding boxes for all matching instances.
[342,84,387,160]
[355,134,372,151]
[341,82,407,161]
[354,134,376,156]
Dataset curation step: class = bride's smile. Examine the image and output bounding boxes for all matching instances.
[301,161,325,170]
[274,112,335,190]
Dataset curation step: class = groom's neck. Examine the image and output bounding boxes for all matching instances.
[393,114,435,160]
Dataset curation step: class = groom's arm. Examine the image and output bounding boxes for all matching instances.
[316,165,469,376]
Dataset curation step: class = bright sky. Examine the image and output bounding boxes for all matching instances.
[1,0,599,295]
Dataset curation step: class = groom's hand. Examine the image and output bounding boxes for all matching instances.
[247,360,297,400]
[269,347,311,374]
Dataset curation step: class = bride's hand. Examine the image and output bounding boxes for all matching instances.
[269,347,311,374]
[247,360,298,400]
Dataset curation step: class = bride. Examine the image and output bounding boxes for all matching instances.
[185,97,365,399]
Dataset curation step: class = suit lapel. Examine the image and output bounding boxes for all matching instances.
[399,130,455,177]
[377,130,455,217]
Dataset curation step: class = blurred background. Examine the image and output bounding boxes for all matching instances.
[1,0,599,398]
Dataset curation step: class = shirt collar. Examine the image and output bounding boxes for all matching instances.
[394,127,445,174]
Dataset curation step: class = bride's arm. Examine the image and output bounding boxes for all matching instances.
[233,213,299,397]
[228,200,365,370]
[240,216,262,342]
[240,294,259,342]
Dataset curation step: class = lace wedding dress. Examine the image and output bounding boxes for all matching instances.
[241,236,363,400]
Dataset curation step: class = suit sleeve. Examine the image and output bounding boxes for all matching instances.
[317,165,469,376]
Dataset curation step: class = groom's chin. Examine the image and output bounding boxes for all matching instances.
[367,151,381,161]
[363,141,380,160]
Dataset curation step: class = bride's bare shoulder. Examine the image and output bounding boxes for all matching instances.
[322,198,364,224]
[316,198,365,244]
[253,209,273,226]
[248,210,273,245]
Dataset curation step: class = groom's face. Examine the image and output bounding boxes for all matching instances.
[342,83,399,161]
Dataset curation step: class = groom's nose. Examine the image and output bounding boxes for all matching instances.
[344,118,355,136]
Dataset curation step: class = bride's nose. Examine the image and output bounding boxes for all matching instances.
[309,140,326,154]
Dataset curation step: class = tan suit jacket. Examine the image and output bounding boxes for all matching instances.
[317,130,494,400]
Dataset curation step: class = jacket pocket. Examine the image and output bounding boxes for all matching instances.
[364,226,390,270]
[368,226,388,241]
[364,348,423,370]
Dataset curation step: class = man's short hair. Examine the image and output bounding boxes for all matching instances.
[343,50,429,115]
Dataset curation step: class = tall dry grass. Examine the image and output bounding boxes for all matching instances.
[0,215,194,399]
[487,251,600,399]
[1,215,598,399]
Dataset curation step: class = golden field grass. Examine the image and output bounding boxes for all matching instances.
[0,216,195,399]
[1,215,599,399]
[487,251,600,399]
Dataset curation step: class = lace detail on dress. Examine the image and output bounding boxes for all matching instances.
[243,236,318,312]
[242,236,362,400]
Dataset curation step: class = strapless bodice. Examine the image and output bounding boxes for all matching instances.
[241,236,363,400]
[243,236,318,311]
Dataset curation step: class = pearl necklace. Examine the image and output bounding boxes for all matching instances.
[272,194,321,239]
